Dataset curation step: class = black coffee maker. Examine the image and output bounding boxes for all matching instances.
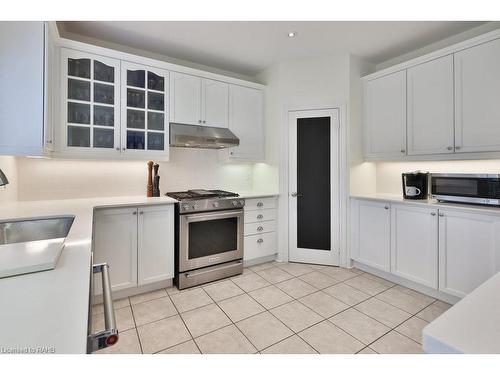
[402,171,429,200]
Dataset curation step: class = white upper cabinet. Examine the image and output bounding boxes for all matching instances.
[121,62,169,158]
[201,79,229,128]
[228,85,264,161]
[438,208,500,298]
[169,72,201,126]
[407,55,455,155]
[0,22,45,156]
[60,48,121,155]
[454,38,500,153]
[364,70,407,158]
[350,199,391,272]
[391,204,438,288]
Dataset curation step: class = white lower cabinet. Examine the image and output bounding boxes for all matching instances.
[350,199,391,272]
[243,197,278,262]
[438,208,500,298]
[93,204,174,295]
[391,204,438,288]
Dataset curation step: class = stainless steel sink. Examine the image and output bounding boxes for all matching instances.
[0,216,75,245]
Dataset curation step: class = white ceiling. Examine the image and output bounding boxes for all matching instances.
[59,21,486,77]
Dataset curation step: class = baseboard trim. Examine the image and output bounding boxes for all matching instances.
[93,279,173,305]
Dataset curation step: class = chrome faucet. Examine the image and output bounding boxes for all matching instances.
[0,168,9,187]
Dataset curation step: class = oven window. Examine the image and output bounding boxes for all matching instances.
[188,217,238,259]
[434,178,478,196]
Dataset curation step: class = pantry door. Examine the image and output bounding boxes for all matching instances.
[288,109,340,266]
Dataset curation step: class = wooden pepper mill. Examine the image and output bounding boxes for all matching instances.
[146,161,154,197]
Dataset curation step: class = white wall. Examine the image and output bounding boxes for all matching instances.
[15,149,253,201]
[0,156,17,202]
[376,160,500,195]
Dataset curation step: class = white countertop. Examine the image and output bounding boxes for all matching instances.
[350,193,500,215]
[423,271,500,353]
[237,191,279,199]
[0,195,176,354]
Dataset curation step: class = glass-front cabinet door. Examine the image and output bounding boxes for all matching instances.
[61,48,121,153]
[121,62,169,158]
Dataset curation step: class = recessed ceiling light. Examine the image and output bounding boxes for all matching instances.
[287,31,297,38]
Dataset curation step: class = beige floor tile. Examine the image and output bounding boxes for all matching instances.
[137,315,191,353]
[270,300,323,333]
[236,311,293,350]
[242,267,255,274]
[299,291,350,318]
[361,273,396,287]
[132,297,178,326]
[276,262,315,277]
[355,298,411,328]
[249,285,294,309]
[416,300,452,322]
[357,347,377,354]
[395,316,428,344]
[166,286,182,296]
[96,329,142,354]
[275,277,318,299]
[92,305,135,333]
[181,303,232,338]
[319,267,360,282]
[299,271,338,289]
[323,283,371,306]
[195,325,257,354]
[308,264,328,270]
[170,288,213,313]
[262,335,317,354]
[344,275,391,296]
[129,289,168,305]
[249,262,276,272]
[299,320,364,354]
[377,287,435,314]
[231,272,270,292]
[158,340,200,354]
[92,297,130,315]
[218,293,265,322]
[350,268,365,275]
[329,308,390,345]
[256,267,294,284]
[370,331,423,354]
[203,279,244,302]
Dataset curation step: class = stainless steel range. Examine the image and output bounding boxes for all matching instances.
[166,189,245,289]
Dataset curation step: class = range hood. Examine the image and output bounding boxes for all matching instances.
[170,123,240,149]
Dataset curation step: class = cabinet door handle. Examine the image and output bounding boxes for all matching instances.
[455,146,461,151]
[122,147,126,151]
[431,212,436,216]
[384,206,389,210]
[202,120,206,124]
[139,211,144,215]
[257,226,264,231]
[257,202,264,207]
[257,214,264,219]
[438,212,444,217]
[447,146,453,151]
[257,238,264,243]
[132,211,137,215]
[115,147,120,151]
[400,149,406,154]
[198,120,202,123]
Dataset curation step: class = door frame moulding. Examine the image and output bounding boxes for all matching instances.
[278,103,349,267]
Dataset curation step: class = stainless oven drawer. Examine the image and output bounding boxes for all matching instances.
[178,260,243,289]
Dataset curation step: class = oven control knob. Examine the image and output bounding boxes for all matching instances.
[192,204,198,210]
[212,202,219,208]
[239,200,244,206]
[232,200,238,207]
[182,204,190,211]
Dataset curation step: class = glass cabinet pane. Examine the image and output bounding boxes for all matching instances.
[148,92,164,111]
[94,83,114,104]
[68,79,90,101]
[127,109,145,129]
[127,88,145,108]
[127,70,145,88]
[147,132,164,150]
[68,58,90,79]
[68,126,90,147]
[68,102,90,124]
[147,112,164,131]
[148,72,164,91]
[127,131,145,149]
[94,61,114,83]
[94,105,114,127]
[93,128,114,148]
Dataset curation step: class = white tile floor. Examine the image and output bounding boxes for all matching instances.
[92,261,451,354]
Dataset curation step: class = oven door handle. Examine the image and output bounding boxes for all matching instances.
[184,209,244,222]
[87,262,118,353]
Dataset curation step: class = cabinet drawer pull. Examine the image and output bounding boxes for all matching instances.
[431,212,436,216]
[257,214,264,219]
[257,202,264,207]
[257,238,264,243]
[257,226,264,231]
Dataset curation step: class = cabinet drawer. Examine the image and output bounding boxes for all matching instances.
[244,208,277,224]
[244,197,277,211]
[244,232,277,261]
[244,220,276,236]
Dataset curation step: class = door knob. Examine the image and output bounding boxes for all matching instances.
[291,192,303,197]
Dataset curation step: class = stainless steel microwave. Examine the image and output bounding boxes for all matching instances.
[430,173,500,206]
